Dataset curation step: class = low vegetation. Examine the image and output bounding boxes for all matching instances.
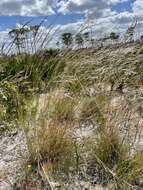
[0,24,143,190]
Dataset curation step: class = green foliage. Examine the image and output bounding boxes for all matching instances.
[62,33,73,48]
[44,48,59,57]
[64,79,82,94]
[84,125,143,189]
[0,50,66,133]
[95,130,127,169]
[0,53,65,92]
[0,82,19,121]
[75,33,84,47]
[0,81,33,133]
[116,152,143,189]
[110,32,119,40]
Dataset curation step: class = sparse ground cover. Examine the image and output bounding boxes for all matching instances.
[0,43,143,189]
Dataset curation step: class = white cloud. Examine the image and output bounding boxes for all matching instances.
[132,0,143,18]
[0,0,143,50]
[58,0,128,18]
[0,0,57,16]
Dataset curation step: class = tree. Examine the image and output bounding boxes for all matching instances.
[56,41,60,49]
[75,33,84,48]
[140,35,143,43]
[83,32,90,41]
[30,25,39,38]
[90,38,95,48]
[110,32,119,40]
[62,33,73,48]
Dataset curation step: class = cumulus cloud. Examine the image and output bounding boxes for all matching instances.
[132,0,143,18]
[0,0,58,16]
[0,0,143,49]
[0,0,129,17]
[58,0,128,18]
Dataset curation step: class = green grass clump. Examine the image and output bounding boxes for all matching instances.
[0,49,66,132]
[83,128,126,185]
[84,125,143,189]
[95,130,127,168]
[0,54,65,92]
[64,79,82,94]
[116,152,143,190]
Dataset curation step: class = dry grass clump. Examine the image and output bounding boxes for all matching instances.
[47,93,76,123]
[27,119,75,174]
[21,94,77,182]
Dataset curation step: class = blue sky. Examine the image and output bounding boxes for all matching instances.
[0,0,142,45]
[112,0,134,12]
[0,14,84,31]
[0,0,138,29]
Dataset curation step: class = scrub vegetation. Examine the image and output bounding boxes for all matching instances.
[0,23,143,190]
